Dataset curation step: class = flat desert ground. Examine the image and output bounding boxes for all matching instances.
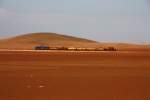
[0,51,150,100]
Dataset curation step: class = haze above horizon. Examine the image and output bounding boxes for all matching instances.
[0,0,150,44]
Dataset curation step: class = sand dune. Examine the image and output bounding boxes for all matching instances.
[0,32,99,50]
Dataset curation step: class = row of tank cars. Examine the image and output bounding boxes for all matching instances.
[35,45,117,51]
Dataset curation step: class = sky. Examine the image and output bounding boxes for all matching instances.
[0,0,150,43]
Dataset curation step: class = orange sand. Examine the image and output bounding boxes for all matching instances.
[0,51,150,100]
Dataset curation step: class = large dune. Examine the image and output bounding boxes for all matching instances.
[0,32,99,50]
[0,32,149,51]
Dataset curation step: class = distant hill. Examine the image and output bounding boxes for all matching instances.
[0,32,99,50]
[0,32,149,51]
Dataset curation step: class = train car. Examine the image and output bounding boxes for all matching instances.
[35,45,50,50]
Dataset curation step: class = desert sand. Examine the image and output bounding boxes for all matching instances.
[0,50,150,100]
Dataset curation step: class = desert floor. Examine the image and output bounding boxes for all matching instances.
[0,51,150,100]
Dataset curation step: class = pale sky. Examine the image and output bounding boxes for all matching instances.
[0,0,150,43]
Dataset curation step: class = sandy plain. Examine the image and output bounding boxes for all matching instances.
[0,51,150,100]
